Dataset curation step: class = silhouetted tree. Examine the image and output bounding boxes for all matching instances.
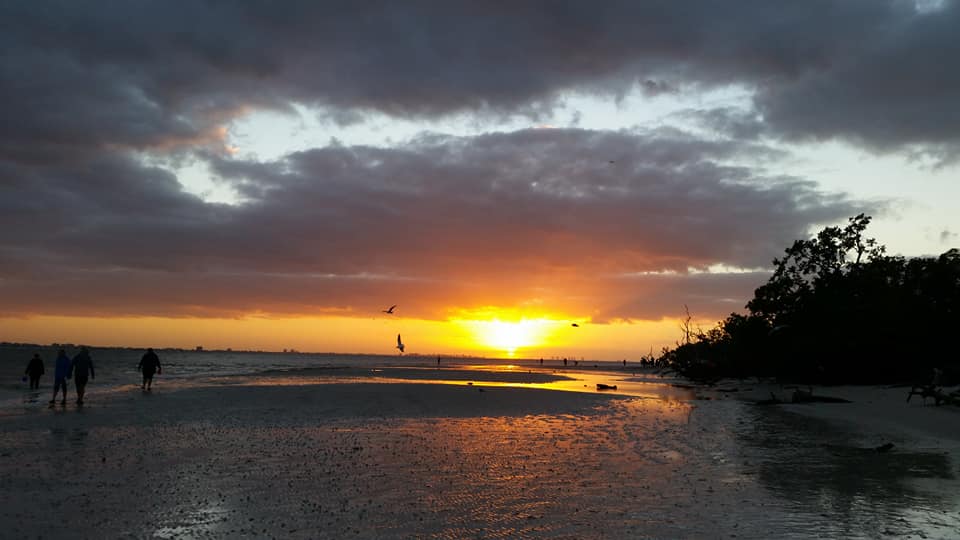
[747,214,885,325]
[657,216,960,384]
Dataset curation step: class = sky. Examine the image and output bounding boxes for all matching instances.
[1,1,959,359]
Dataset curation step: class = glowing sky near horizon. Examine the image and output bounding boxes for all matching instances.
[1,1,958,359]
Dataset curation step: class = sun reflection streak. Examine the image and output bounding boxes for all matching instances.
[221,368,698,403]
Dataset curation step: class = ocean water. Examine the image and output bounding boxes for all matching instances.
[0,345,405,402]
[0,344,639,407]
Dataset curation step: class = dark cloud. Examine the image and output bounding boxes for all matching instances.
[639,80,679,98]
[1,0,957,160]
[7,1,934,324]
[0,128,868,320]
[754,1,960,156]
[679,108,769,141]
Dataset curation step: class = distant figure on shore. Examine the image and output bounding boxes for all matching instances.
[25,353,45,390]
[138,348,162,391]
[563,358,568,366]
[49,349,71,405]
[70,347,95,405]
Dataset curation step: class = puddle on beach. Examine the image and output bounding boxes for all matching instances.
[734,405,960,538]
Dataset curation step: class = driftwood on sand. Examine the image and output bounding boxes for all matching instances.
[755,388,852,406]
[906,384,960,406]
[790,387,852,404]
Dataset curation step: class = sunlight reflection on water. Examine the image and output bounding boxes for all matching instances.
[214,365,697,402]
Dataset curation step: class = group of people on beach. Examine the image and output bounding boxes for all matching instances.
[23,347,163,406]
[24,347,96,405]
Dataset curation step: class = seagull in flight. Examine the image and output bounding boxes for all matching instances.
[382,305,397,314]
[571,323,580,327]
[396,334,405,354]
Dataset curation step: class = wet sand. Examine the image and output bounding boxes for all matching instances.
[701,381,960,450]
[1,369,959,539]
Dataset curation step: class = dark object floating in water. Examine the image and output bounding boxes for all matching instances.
[596,383,617,391]
[875,442,895,453]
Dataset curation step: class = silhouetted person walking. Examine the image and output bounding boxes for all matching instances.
[138,348,162,390]
[25,353,45,390]
[70,347,95,405]
[50,349,71,405]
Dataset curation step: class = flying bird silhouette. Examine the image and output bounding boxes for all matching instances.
[396,334,405,354]
[571,323,580,327]
[383,305,397,314]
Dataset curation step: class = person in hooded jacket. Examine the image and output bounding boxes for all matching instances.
[49,349,71,405]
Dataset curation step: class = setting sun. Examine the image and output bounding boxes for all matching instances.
[455,317,557,356]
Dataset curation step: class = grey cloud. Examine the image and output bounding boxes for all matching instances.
[679,108,769,142]
[639,80,679,98]
[6,0,922,322]
[2,0,956,161]
[212,128,858,276]
[754,1,960,156]
[1,128,870,320]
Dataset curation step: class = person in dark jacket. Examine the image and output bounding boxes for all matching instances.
[25,353,45,390]
[137,348,162,390]
[70,347,95,405]
[49,349,71,405]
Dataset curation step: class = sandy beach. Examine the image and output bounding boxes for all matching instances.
[2,365,959,539]
[733,383,960,450]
